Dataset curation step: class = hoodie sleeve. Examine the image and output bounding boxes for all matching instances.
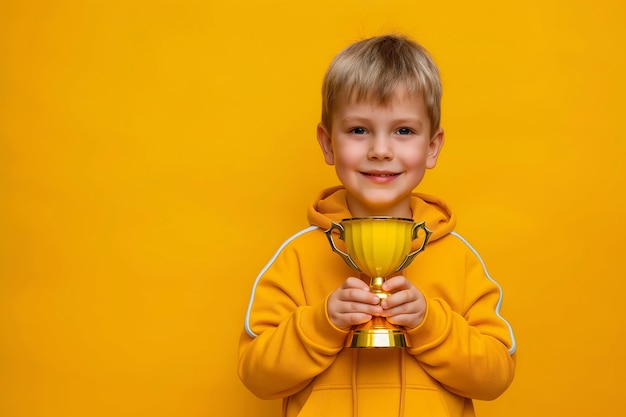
[238,237,349,400]
[405,234,517,400]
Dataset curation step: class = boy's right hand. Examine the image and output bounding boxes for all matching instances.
[327,277,383,330]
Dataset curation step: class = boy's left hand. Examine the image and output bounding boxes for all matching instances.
[380,276,427,329]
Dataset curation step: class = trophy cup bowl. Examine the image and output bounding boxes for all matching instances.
[325,217,431,348]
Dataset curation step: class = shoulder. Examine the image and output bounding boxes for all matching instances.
[448,231,487,260]
[428,231,478,253]
[423,231,492,269]
[283,225,322,243]
[266,225,326,258]
[281,225,325,247]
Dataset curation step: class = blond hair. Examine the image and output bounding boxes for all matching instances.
[321,34,442,134]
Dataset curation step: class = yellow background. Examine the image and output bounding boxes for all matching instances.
[1,1,625,416]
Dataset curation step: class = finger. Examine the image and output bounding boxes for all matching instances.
[381,299,415,316]
[381,275,411,292]
[339,299,383,315]
[386,312,423,329]
[343,276,370,291]
[339,288,381,306]
[342,312,374,327]
[381,288,418,309]
[329,307,375,330]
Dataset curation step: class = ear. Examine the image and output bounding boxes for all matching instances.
[426,127,445,169]
[316,122,335,166]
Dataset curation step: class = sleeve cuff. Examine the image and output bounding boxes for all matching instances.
[297,294,349,351]
[405,297,451,353]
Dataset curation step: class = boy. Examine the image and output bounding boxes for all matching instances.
[238,34,516,417]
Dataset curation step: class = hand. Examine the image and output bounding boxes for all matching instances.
[380,276,427,329]
[327,277,383,330]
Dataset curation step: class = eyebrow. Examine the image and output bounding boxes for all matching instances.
[338,115,425,127]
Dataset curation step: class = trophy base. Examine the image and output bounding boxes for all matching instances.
[347,316,409,348]
[347,328,408,348]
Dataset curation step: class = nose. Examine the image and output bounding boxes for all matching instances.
[367,134,393,160]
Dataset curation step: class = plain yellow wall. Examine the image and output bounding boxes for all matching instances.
[1,1,625,416]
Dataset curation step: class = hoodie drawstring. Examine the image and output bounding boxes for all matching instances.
[351,349,407,417]
[399,349,406,417]
[352,349,358,417]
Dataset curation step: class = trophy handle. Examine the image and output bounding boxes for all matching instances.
[395,221,432,272]
[324,222,362,272]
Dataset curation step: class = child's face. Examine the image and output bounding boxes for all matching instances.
[317,90,444,218]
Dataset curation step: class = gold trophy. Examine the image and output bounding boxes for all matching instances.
[325,217,431,348]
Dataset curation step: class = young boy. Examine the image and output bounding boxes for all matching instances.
[238,34,516,417]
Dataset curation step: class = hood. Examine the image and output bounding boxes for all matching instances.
[307,185,456,243]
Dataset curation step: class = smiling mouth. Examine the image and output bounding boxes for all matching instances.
[362,172,400,177]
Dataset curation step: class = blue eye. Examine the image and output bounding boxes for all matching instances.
[397,128,412,135]
[351,127,367,135]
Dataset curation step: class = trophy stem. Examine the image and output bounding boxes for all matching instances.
[346,275,409,348]
[369,276,387,301]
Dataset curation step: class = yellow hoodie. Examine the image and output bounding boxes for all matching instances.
[239,186,516,417]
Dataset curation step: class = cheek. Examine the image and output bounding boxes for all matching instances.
[401,149,429,168]
[335,153,356,168]
[333,143,362,167]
